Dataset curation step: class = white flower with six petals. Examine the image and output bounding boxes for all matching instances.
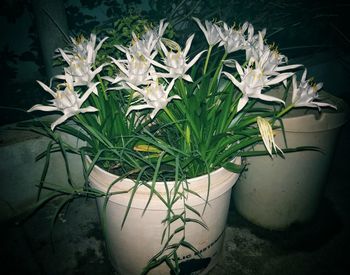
[107,54,155,87]
[58,49,105,95]
[28,77,98,130]
[223,60,291,111]
[291,69,336,110]
[218,22,249,53]
[193,17,221,46]
[126,79,180,119]
[148,34,206,82]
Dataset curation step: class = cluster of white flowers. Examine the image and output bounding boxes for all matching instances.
[28,34,108,130]
[105,20,205,118]
[58,34,107,95]
[190,18,336,155]
[29,18,336,134]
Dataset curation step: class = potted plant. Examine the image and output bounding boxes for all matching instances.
[23,17,336,274]
[233,87,349,230]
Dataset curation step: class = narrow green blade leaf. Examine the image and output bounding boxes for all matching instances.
[223,162,245,173]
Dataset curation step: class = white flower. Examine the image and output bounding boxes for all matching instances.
[292,70,337,109]
[218,22,249,53]
[257,116,284,157]
[157,19,169,39]
[28,78,98,130]
[148,34,206,82]
[68,34,108,66]
[245,30,267,61]
[223,61,289,111]
[117,19,168,60]
[258,49,291,75]
[64,34,108,66]
[245,24,266,59]
[126,79,180,119]
[193,17,221,46]
[246,31,302,76]
[128,32,158,60]
[58,49,104,95]
[257,50,302,78]
[141,19,169,50]
[107,54,154,87]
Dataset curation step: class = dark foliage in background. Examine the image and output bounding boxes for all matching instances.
[0,0,47,125]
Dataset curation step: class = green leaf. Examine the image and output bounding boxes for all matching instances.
[238,146,322,157]
[121,167,148,229]
[143,151,166,216]
[37,140,53,201]
[223,161,245,173]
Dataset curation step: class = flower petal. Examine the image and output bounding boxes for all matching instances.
[28,104,59,112]
[275,63,302,72]
[126,104,153,116]
[183,34,195,57]
[254,93,285,105]
[222,71,241,88]
[237,96,249,112]
[36,81,56,97]
[182,74,193,82]
[186,50,206,71]
[267,72,293,86]
[80,82,100,103]
[80,106,99,113]
[95,36,108,52]
[51,113,72,130]
[165,79,176,96]
[193,17,208,40]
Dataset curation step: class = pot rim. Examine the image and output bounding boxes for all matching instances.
[86,155,241,186]
[87,156,241,209]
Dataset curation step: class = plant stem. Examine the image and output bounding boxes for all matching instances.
[164,107,183,135]
[164,107,190,152]
[97,74,108,101]
[179,79,187,98]
[203,45,213,75]
[276,104,294,118]
[208,52,228,96]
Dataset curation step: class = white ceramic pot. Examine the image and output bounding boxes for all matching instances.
[233,92,349,230]
[88,158,241,274]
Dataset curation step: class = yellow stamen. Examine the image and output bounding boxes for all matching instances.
[76,34,85,44]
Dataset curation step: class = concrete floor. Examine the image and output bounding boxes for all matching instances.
[1,122,349,275]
